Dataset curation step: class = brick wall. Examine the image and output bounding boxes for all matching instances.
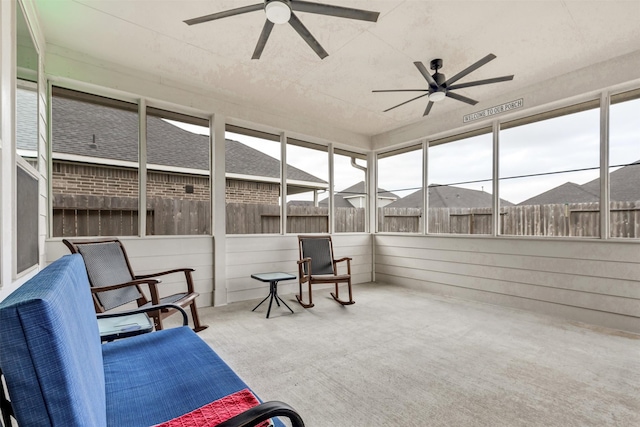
[52,161,279,205]
[225,179,279,204]
[52,162,210,202]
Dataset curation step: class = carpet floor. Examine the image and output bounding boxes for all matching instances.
[189,283,639,427]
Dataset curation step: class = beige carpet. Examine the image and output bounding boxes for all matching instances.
[190,283,639,427]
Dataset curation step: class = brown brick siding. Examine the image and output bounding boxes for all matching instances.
[225,179,279,204]
[52,161,279,205]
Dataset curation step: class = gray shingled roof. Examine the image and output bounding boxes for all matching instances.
[388,185,514,208]
[518,182,599,205]
[518,160,640,205]
[51,95,325,184]
[319,181,398,207]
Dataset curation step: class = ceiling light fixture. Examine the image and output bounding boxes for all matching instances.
[428,90,446,102]
[265,0,291,24]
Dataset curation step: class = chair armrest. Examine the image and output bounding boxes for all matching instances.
[89,278,159,293]
[333,257,352,275]
[96,303,189,326]
[135,268,196,295]
[216,401,304,427]
[135,268,195,280]
[297,258,312,279]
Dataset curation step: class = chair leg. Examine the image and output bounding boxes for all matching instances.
[296,281,314,308]
[154,313,164,331]
[189,301,208,332]
[331,281,355,306]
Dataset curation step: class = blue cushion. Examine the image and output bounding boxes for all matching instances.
[0,254,106,426]
[103,326,284,426]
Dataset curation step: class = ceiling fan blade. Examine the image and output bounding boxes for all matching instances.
[252,20,275,60]
[443,53,497,86]
[372,89,429,93]
[446,91,478,106]
[446,75,514,91]
[413,62,438,88]
[184,4,263,25]
[291,1,379,22]
[423,101,434,116]
[383,93,430,113]
[289,13,328,59]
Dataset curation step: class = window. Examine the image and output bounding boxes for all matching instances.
[333,149,367,233]
[609,89,640,238]
[146,108,210,235]
[429,129,493,234]
[225,125,281,234]
[286,138,329,233]
[377,145,423,233]
[16,82,38,168]
[500,101,600,237]
[51,87,140,237]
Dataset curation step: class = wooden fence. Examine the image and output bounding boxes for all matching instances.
[52,196,640,238]
[378,201,640,237]
[225,203,365,234]
[52,195,210,236]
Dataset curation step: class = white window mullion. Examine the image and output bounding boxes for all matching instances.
[280,132,287,235]
[600,91,610,240]
[138,99,147,237]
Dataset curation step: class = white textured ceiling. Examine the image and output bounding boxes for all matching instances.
[33,0,640,137]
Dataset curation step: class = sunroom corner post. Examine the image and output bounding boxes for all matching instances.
[492,120,500,237]
[599,91,610,240]
[212,113,227,306]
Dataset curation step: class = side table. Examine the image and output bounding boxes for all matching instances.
[251,272,296,318]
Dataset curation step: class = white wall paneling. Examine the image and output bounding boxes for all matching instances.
[225,234,373,304]
[375,234,640,333]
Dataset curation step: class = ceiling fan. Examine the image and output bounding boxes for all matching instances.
[373,54,514,117]
[184,0,379,60]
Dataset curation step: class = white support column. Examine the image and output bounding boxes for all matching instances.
[212,114,227,306]
[0,0,17,291]
[422,140,428,235]
[599,91,610,240]
[328,143,334,234]
[492,120,500,236]
[280,132,287,235]
[368,151,376,234]
[368,151,376,281]
[138,99,147,236]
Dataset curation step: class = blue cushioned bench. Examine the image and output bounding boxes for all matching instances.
[0,254,303,427]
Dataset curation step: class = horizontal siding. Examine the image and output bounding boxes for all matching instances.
[375,235,640,333]
[226,234,372,303]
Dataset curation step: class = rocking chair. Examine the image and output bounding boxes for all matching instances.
[63,238,208,332]
[296,235,355,308]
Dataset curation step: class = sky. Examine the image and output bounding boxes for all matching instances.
[168,97,638,205]
[378,98,639,204]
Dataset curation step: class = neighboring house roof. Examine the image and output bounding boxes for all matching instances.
[318,182,398,207]
[225,139,324,184]
[388,184,514,208]
[582,160,640,202]
[518,160,640,205]
[49,94,325,184]
[518,182,599,205]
